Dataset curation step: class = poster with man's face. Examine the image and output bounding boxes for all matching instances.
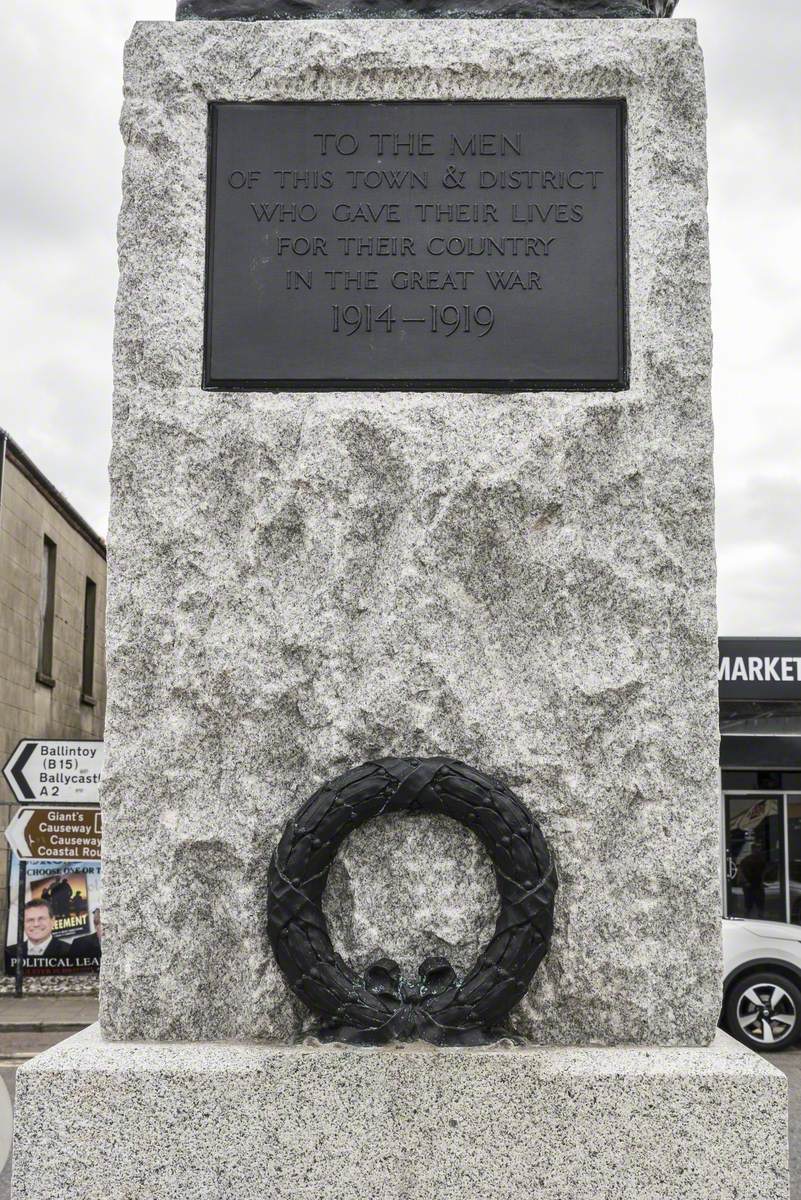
[5,856,102,975]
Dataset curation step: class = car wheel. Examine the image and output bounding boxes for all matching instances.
[725,972,801,1052]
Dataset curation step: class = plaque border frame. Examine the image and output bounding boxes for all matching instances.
[202,98,629,393]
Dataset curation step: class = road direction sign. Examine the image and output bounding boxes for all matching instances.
[2,740,104,805]
[4,806,102,862]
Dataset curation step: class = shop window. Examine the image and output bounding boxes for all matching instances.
[36,536,56,686]
[720,701,801,736]
[724,794,785,922]
[786,797,801,925]
[81,577,97,704]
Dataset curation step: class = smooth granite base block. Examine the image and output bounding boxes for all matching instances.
[12,1028,788,1200]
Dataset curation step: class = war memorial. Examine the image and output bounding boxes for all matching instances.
[10,0,790,1196]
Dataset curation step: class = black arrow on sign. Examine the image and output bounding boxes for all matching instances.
[10,742,36,801]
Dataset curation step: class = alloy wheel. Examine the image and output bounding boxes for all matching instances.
[736,983,797,1046]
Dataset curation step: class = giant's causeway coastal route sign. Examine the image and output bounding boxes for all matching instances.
[204,101,627,390]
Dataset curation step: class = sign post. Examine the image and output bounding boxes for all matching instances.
[4,808,102,863]
[2,741,104,996]
[14,861,25,1000]
[2,740,104,806]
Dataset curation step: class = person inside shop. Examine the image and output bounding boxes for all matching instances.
[8,899,74,965]
[71,908,102,962]
[738,847,768,918]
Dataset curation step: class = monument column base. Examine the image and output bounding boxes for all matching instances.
[13,1027,787,1199]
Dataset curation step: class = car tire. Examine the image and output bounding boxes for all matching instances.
[725,971,801,1052]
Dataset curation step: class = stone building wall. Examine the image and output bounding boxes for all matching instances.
[0,434,107,922]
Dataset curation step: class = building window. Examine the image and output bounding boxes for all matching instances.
[724,794,786,923]
[720,701,801,736]
[724,792,801,927]
[37,536,57,686]
[82,577,97,704]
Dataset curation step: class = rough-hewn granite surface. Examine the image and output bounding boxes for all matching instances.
[103,19,719,1044]
[176,1,679,21]
[13,1029,788,1200]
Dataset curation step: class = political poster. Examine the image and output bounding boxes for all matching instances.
[5,856,102,975]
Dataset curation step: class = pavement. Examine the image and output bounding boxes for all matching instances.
[765,1045,801,1199]
[0,994,98,1199]
[0,995,98,1039]
[0,1003,797,1198]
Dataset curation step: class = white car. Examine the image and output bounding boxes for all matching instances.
[722,917,801,1051]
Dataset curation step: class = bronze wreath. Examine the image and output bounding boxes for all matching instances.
[267,756,557,1045]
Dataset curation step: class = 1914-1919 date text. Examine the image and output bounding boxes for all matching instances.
[331,303,495,337]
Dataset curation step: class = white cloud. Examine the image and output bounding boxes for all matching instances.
[682,0,801,633]
[1,0,799,635]
[0,1,172,534]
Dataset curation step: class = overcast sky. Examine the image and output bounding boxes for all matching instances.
[1,1,799,634]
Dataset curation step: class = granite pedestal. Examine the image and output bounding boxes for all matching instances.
[103,15,722,1048]
[14,1028,788,1200]
[11,15,789,1200]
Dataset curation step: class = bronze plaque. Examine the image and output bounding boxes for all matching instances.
[204,101,627,390]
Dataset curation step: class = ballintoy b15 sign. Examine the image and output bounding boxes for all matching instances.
[2,740,104,805]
